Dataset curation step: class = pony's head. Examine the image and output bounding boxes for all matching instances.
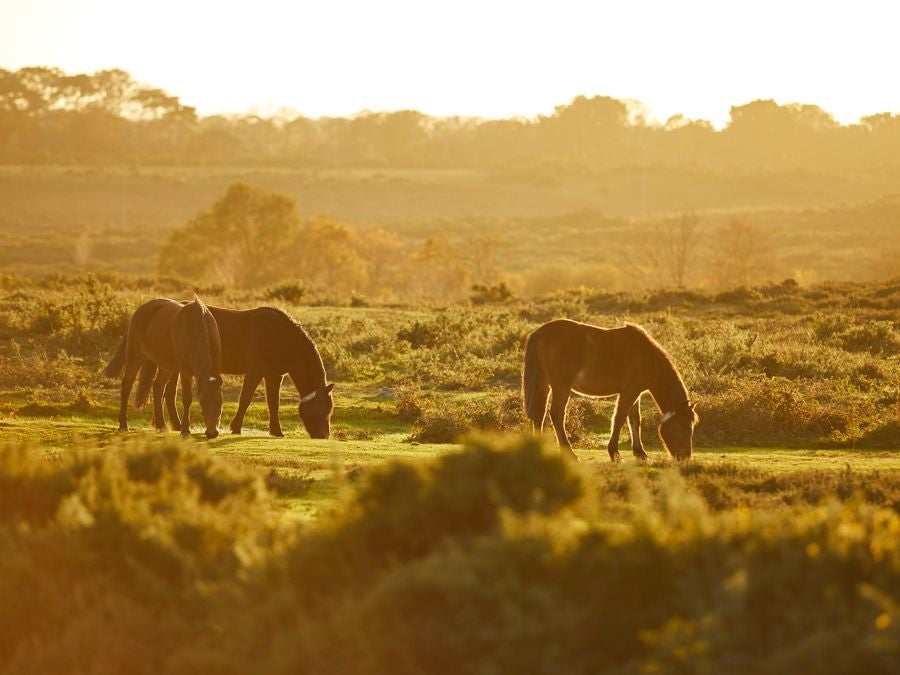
[658,401,699,460]
[299,383,335,439]
[199,375,224,439]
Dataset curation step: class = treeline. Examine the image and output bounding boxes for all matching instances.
[157,183,900,298]
[4,66,900,169]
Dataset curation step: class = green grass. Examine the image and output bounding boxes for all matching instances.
[4,381,898,522]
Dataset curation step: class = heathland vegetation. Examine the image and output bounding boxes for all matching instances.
[1,64,899,673]
[3,435,900,674]
[1,273,897,449]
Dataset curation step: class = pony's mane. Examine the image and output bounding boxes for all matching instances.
[624,322,676,367]
[625,322,695,417]
[261,307,326,377]
[188,298,216,377]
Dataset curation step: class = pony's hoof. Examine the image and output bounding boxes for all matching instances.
[230,424,242,435]
[117,426,128,433]
[180,431,191,439]
[269,430,285,438]
[633,452,649,462]
[609,452,623,464]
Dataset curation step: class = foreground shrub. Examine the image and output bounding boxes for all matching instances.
[0,439,281,675]
[407,392,528,442]
[3,432,900,675]
[261,438,900,675]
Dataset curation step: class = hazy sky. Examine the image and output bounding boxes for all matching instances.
[1,0,897,126]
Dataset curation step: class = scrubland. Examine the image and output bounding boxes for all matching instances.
[2,69,900,670]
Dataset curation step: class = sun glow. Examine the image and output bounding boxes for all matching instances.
[1,0,899,126]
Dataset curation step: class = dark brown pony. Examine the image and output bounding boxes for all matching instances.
[522,319,699,462]
[140,305,334,439]
[104,298,224,439]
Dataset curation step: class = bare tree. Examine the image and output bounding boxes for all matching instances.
[631,212,703,287]
[711,219,779,287]
[465,234,504,285]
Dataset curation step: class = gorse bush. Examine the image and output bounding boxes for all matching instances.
[0,342,83,391]
[836,320,900,356]
[813,312,900,355]
[27,275,131,352]
[3,436,899,674]
[406,391,527,443]
[695,375,890,447]
[263,279,308,304]
[0,439,281,675]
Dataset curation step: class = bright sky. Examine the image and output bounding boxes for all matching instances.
[1,0,897,127]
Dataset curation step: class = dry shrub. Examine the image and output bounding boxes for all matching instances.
[408,392,527,443]
[695,375,899,448]
[3,436,900,674]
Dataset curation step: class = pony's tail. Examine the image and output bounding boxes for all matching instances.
[133,361,158,409]
[522,330,549,432]
[103,334,127,379]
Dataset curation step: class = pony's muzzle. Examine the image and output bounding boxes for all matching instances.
[205,428,219,440]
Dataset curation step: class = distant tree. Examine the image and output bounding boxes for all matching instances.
[872,245,900,281]
[723,99,839,167]
[294,215,370,294]
[632,212,703,287]
[355,226,408,295]
[464,234,503,285]
[409,236,470,299]
[539,95,631,163]
[158,182,301,287]
[710,219,780,287]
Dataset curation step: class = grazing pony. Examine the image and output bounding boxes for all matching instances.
[104,298,223,439]
[522,319,698,462]
[140,305,334,439]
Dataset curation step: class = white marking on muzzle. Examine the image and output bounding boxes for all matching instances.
[300,390,317,403]
[660,410,676,425]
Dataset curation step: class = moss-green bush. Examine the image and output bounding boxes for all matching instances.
[407,391,528,443]
[2,435,900,675]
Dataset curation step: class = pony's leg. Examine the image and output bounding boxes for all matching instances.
[530,383,550,435]
[151,371,166,431]
[117,360,141,432]
[264,375,285,437]
[163,371,181,430]
[548,389,579,461]
[179,371,193,438]
[608,392,640,462]
[230,372,263,434]
[628,397,648,461]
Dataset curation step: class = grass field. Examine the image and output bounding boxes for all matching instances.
[4,378,899,521]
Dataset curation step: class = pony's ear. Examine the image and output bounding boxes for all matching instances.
[325,383,335,394]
